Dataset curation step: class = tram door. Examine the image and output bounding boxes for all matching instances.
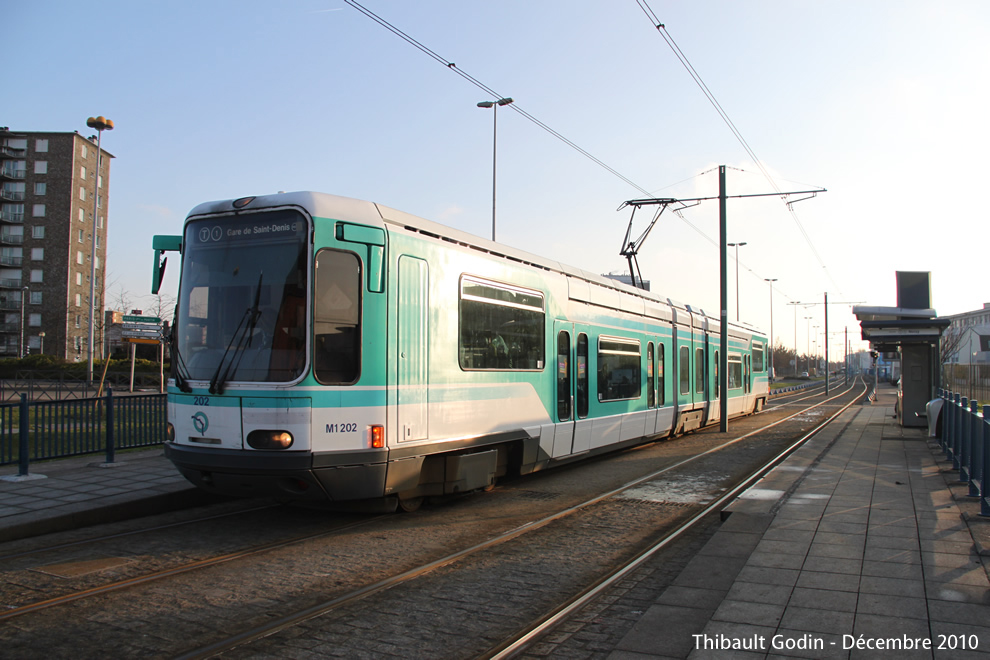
[552,322,591,458]
[397,256,429,442]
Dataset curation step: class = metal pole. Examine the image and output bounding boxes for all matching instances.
[17,393,29,476]
[825,292,829,395]
[491,102,497,241]
[765,278,776,379]
[719,166,728,432]
[19,286,27,358]
[87,129,102,383]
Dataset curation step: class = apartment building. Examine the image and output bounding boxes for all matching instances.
[0,127,110,360]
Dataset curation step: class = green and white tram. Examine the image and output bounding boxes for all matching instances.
[152,192,768,510]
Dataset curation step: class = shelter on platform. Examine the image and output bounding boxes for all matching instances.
[853,272,950,428]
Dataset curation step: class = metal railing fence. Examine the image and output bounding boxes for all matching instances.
[0,389,166,471]
[942,364,990,408]
[937,389,990,517]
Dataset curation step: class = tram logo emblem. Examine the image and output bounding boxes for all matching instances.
[192,412,209,435]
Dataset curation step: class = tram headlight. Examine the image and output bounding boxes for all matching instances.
[247,430,294,450]
[166,423,175,442]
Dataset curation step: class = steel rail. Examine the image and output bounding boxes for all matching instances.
[483,378,866,659]
[0,503,278,562]
[0,514,387,623]
[177,378,863,659]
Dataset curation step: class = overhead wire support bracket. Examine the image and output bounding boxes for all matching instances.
[614,187,826,291]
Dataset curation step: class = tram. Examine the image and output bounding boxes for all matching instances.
[152,192,768,510]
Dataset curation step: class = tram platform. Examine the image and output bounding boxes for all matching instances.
[0,447,205,542]
[605,386,990,659]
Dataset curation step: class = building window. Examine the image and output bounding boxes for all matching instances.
[34,182,46,196]
[78,229,84,243]
[79,187,86,201]
[78,209,85,222]
[81,144,88,159]
[77,251,83,265]
[28,313,40,327]
[97,216,103,229]
[32,204,45,218]
[75,294,82,307]
[2,182,25,200]
[32,226,44,239]
[29,292,41,305]
[80,166,87,180]
[98,174,103,189]
[76,272,82,286]
[35,139,48,153]
[31,248,43,261]
[34,161,48,175]
[95,234,100,248]
[75,315,81,328]
[30,269,42,283]
[95,256,100,270]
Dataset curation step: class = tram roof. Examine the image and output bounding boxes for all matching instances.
[188,191,763,337]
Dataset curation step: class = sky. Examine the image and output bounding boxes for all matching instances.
[6,0,989,361]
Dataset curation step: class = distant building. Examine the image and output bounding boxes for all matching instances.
[943,304,990,365]
[0,128,111,360]
[603,272,650,291]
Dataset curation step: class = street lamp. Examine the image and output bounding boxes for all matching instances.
[804,316,813,374]
[85,115,113,384]
[727,241,747,321]
[787,301,803,376]
[19,286,27,358]
[764,278,777,379]
[477,97,513,242]
[38,331,45,355]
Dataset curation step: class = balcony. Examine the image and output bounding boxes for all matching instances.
[0,168,26,181]
[0,210,24,224]
[0,145,27,159]
[0,322,20,334]
[0,190,25,202]
[0,279,24,289]
[0,255,22,267]
[0,232,23,244]
[0,299,22,310]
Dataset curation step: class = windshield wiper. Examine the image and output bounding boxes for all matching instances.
[209,273,263,395]
[171,322,193,393]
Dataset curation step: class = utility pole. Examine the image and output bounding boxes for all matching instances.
[719,166,729,432]
[618,170,825,433]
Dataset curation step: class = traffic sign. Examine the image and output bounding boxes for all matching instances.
[123,315,161,324]
[124,337,162,345]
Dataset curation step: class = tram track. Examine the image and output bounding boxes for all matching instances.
[184,379,865,659]
[0,381,863,658]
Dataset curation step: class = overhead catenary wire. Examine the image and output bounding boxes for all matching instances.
[634,0,842,294]
[342,0,804,305]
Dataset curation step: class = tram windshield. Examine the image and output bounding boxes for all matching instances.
[175,210,308,385]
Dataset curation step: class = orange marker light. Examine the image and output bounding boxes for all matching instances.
[371,425,385,448]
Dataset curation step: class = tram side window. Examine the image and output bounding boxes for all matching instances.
[647,343,655,408]
[695,347,705,394]
[577,334,589,418]
[313,250,361,384]
[679,346,690,395]
[728,354,742,389]
[598,336,641,401]
[753,343,765,372]
[658,344,665,405]
[459,276,544,371]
